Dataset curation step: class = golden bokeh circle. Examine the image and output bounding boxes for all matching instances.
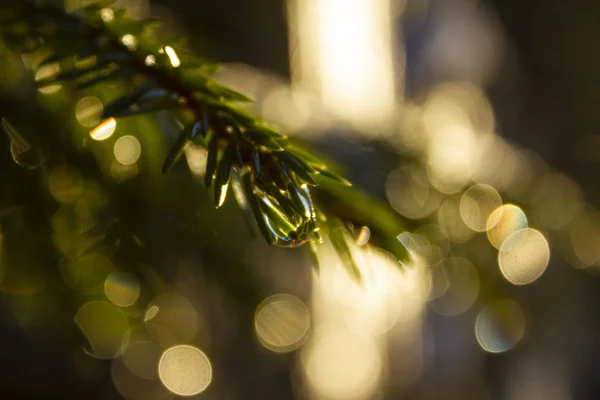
[104,271,141,307]
[114,135,141,165]
[254,294,310,353]
[486,204,528,249]
[460,183,502,232]
[158,345,212,396]
[498,228,550,285]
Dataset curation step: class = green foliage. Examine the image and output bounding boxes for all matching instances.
[0,0,411,275]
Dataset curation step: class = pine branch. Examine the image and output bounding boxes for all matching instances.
[0,0,411,277]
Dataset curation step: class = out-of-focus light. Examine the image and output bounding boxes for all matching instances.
[437,196,475,243]
[254,294,310,353]
[475,299,525,353]
[112,356,173,400]
[111,160,139,182]
[158,345,212,396]
[422,82,494,135]
[421,82,495,193]
[570,209,600,268]
[164,46,181,68]
[76,96,103,128]
[288,0,397,131]
[121,340,162,379]
[261,86,311,132]
[100,8,114,23]
[414,224,449,266]
[386,165,443,219]
[427,123,477,193]
[184,143,207,178]
[145,54,157,66]
[35,62,62,94]
[328,247,428,336]
[301,331,382,400]
[60,252,115,292]
[121,34,138,51]
[429,257,479,316]
[473,134,518,191]
[396,102,427,152]
[355,226,371,246]
[305,243,428,399]
[531,173,583,231]
[145,294,198,345]
[91,118,116,141]
[498,228,549,285]
[144,305,160,322]
[104,271,140,307]
[486,204,528,249]
[74,301,131,359]
[114,135,141,165]
[419,2,504,86]
[460,183,502,232]
[48,166,83,204]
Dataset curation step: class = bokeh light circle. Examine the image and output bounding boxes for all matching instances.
[158,345,212,396]
[486,204,528,249]
[475,299,526,353]
[74,301,130,359]
[90,118,116,141]
[386,165,443,219]
[76,96,103,128]
[429,257,480,316]
[114,135,141,165]
[498,228,550,285]
[460,183,502,232]
[254,294,310,353]
[104,271,141,307]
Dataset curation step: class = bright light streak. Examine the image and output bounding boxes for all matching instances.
[164,46,181,68]
[289,0,397,131]
[90,118,116,141]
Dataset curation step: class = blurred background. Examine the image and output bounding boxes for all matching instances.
[2,0,600,399]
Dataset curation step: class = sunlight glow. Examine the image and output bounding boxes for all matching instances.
[289,0,396,131]
[301,330,382,400]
